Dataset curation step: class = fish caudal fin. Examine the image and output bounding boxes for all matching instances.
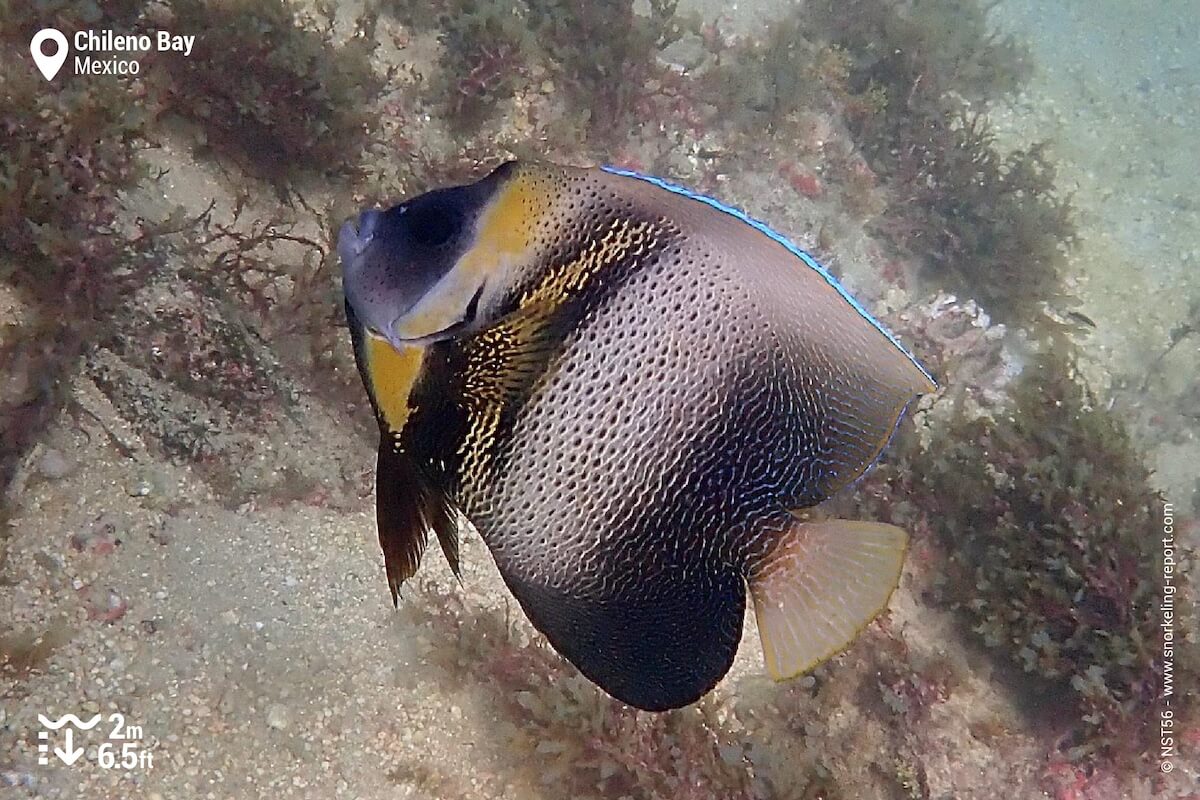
[749,518,908,680]
[376,440,460,606]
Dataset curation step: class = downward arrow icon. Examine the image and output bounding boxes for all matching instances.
[54,729,85,766]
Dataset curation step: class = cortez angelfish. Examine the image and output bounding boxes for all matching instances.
[339,161,936,711]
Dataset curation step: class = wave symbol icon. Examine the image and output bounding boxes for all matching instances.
[37,713,102,730]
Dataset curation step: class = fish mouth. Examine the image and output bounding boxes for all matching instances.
[339,209,411,347]
[337,210,382,267]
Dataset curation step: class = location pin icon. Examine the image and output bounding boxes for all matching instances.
[30,29,68,81]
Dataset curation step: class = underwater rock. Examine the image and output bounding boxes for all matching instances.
[84,270,366,509]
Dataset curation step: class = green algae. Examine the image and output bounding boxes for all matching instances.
[901,351,1195,766]
[157,0,383,188]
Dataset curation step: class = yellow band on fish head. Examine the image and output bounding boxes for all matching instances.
[393,169,554,341]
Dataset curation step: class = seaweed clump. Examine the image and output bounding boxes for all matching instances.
[696,13,835,127]
[685,0,1071,328]
[390,0,688,141]
[155,0,384,186]
[525,0,688,134]
[873,113,1075,332]
[908,351,1195,766]
[0,5,150,493]
[798,0,1074,330]
[429,1,531,132]
[0,62,144,298]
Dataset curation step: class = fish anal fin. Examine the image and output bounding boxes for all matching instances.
[501,566,746,711]
[376,440,460,606]
[749,518,908,680]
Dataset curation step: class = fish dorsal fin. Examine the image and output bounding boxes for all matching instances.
[376,440,460,605]
[748,517,908,680]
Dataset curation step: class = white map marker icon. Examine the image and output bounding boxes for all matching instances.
[31,28,68,81]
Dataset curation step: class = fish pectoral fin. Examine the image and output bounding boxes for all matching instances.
[376,440,460,606]
[748,518,908,681]
[463,298,568,407]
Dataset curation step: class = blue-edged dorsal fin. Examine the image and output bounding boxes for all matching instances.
[600,165,936,390]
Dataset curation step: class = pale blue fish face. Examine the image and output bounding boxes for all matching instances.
[339,206,410,347]
[339,184,489,347]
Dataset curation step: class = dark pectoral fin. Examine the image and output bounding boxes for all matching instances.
[462,299,572,409]
[376,440,460,606]
[502,568,746,711]
[749,518,907,680]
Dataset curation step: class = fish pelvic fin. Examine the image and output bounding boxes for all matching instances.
[376,439,460,606]
[748,517,908,680]
[433,510,462,584]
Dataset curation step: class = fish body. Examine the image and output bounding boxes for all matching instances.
[340,162,935,711]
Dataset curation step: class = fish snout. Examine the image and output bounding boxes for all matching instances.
[338,209,383,268]
[340,209,403,342]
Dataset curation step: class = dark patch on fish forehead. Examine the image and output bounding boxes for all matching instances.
[378,193,461,283]
[341,176,505,339]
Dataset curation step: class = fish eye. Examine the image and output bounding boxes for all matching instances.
[404,197,460,249]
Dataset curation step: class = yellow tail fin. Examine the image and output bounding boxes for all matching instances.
[749,519,908,680]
